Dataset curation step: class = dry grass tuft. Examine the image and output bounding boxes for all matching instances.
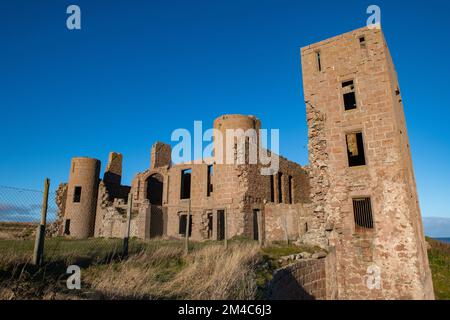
[161,243,260,300]
[85,242,260,300]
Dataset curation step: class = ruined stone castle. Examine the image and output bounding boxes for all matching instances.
[56,26,434,299]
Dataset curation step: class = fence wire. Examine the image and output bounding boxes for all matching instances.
[0,184,138,264]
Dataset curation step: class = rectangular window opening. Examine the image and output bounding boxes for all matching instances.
[359,36,366,49]
[180,169,192,199]
[73,186,82,203]
[353,197,374,230]
[270,175,275,202]
[207,212,213,239]
[288,176,293,204]
[253,209,260,241]
[346,132,366,167]
[277,173,283,203]
[217,210,225,240]
[64,219,71,235]
[342,80,357,110]
[179,214,192,237]
[207,165,213,197]
[316,51,322,72]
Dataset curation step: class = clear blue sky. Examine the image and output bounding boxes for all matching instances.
[0,0,449,219]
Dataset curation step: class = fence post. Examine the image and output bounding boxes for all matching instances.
[224,208,228,250]
[257,210,264,247]
[32,178,50,266]
[122,192,133,258]
[184,200,191,255]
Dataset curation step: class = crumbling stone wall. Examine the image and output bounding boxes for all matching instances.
[301,26,434,299]
[47,183,67,236]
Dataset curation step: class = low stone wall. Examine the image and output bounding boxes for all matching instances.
[266,258,327,300]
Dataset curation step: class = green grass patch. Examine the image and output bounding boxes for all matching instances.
[426,237,450,300]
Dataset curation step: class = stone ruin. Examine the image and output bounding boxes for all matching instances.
[56,26,434,300]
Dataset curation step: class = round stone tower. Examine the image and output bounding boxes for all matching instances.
[213,114,261,164]
[64,157,100,239]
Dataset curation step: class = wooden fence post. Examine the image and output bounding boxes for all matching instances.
[184,200,191,255]
[122,192,133,258]
[32,178,50,266]
[257,210,264,247]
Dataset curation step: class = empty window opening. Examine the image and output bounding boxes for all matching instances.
[73,186,82,203]
[346,132,366,167]
[253,209,260,241]
[316,51,322,72]
[179,214,192,237]
[217,210,225,240]
[146,174,163,205]
[277,173,283,203]
[180,169,192,199]
[64,219,71,235]
[288,176,293,204]
[207,213,213,239]
[305,222,308,233]
[395,87,400,96]
[359,36,366,49]
[207,165,213,197]
[342,80,357,110]
[270,175,275,202]
[353,197,374,230]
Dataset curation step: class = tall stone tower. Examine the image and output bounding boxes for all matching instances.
[213,114,261,164]
[301,26,434,299]
[64,157,100,238]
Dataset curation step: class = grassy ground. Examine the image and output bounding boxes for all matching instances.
[0,237,309,300]
[1,236,447,300]
[426,237,450,300]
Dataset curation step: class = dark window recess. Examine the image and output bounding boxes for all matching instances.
[316,51,322,72]
[217,210,225,240]
[179,214,192,237]
[147,174,163,205]
[353,197,374,229]
[64,219,71,235]
[346,132,366,167]
[180,169,192,199]
[207,165,213,197]
[270,175,275,202]
[73,186,82,203]
[207,213,213,239]
[288,176,293,204]
[395,87,401,96]
[359,36,366,49]
[342,80,357,110]
[277,173,283,203]
[253,209,260,241]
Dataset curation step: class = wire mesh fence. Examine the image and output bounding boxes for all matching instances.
[0,183,137,265]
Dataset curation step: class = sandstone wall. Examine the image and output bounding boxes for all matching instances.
[266,259,327,300]
[301,26,434,299]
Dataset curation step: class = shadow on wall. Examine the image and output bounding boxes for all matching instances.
[266,272,316,300]
[265,259,327,300]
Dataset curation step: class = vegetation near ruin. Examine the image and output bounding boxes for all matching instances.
[426,237,450,300]
[0,235,448,300]
[0,237,315,300]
